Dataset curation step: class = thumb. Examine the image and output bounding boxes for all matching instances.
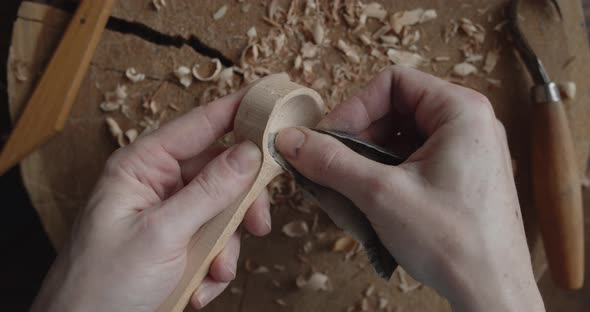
[158,141,261,240]
[275,127,398,208]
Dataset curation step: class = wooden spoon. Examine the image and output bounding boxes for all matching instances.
[157,74,325,312]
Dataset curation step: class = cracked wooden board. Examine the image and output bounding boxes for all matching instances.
[6,1,590,311]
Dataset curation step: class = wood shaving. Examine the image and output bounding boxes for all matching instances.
[302,59,318,77]
[229,287,242,294]
[105,117,122,143]
[380,35,400,47]
[274,298,287,306]
[494,20,508,32]
[483,49,500,73]
[371,25,390,42]
[360,2,387,25]
[387,49,423,68]
[311,77,328,90]
[397,268,422,293]
[213,5,228,20]
[240,43,259,67]
[433,56,450,62]
[174,66,192,88]
[152,0,166,11]
[218,67,235,88]
[192,58,222,82]
[124,128,138,144]
[401,29,421,46]
[125,67,145,83]
[444,19,459,43]
[459,18,486,44]
[364,284,375,297]
[12,61,28,82]
[268,0,279,20]
[332,235,357,253]
[141,82,164,116]
[465,53,484,63]
[360,298,369,311]
[559,81,577,100]
[378,297,388,309]
[359,33,372,46]
[303,241,313,254]
[312,21,325,44]
[301,42,319,58]
[245,258,270,274]
[390,8,437,34]
[99,85,127,112]
[305,0,318,16]
[273,264,286,271]
[486,78,502,88]
[336,40,360,63]
[294,55,303,70]
[272,32,286,53]
[246,27,257,41]
[252,265,270,274]
[296,272,331,291]
[452,62,478,76]
[282,220,309,238]
[105,117,134,147]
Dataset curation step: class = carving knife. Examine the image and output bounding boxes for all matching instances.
[271,129,406,279]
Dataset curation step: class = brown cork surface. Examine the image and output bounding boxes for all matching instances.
[5,0,590,311]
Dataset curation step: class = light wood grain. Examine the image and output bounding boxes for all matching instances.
[157,74,325,312]
[0,0,115,175]
[532,101,585,289]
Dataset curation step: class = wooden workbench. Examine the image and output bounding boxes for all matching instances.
[6,1,590,311]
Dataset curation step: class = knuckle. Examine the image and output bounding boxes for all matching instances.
[466,92,493,116]
[103,147,130,175]
[316,145,344,178]
[364,174,392,207]
[193,170,224,202]
[450,88,495,125]
[496,119,507,135]
[142,209,173,244]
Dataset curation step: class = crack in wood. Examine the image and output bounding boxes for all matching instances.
[106,16,234,67]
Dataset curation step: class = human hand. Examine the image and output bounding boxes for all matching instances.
[276,66,544,312]
[31,90,271,311]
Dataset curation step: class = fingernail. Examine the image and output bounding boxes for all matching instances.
[276,128,306,159]
[195,285,212,309]
[224,262,236,280]
[227,141,261,174]
[263,206,272,233]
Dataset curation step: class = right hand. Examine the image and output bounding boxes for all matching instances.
[276,66,544,312]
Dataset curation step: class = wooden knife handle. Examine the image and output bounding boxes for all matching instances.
[532,101,584,289]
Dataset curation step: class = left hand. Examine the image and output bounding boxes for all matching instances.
[31,89,271,311]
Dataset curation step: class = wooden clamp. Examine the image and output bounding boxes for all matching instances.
[157,74,325,311]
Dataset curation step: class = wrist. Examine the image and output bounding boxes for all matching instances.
[31,251,90,312]
[444,263,545,312]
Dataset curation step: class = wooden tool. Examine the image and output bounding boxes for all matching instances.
[157,74,325,312]
[509,0,584,289]
[0,0,116,175]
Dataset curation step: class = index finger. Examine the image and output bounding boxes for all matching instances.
[142,88,248,161]
[320,66,489,137]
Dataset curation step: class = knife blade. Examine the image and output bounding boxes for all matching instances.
[270,128,406,279]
